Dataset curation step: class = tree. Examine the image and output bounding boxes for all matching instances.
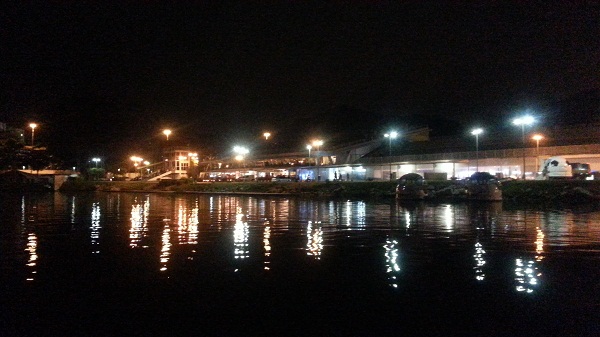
[0,138,24,169]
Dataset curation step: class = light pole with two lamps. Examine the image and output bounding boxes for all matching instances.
[384,131,398,180]
[513,115,535,179]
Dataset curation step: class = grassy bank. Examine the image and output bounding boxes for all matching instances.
[59,178,600,204]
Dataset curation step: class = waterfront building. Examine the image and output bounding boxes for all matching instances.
[197,123,600,181]
[147,147,200,181]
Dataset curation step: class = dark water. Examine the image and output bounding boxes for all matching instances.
[1,192,599,336]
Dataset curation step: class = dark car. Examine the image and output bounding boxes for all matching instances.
[570,162,591,179]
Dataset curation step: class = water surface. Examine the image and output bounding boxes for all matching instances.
[1,192,599,336]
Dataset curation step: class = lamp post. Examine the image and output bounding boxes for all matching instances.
[29,123,37,146]
[263,132,271,140]
[92,158,101,168]
[532,134,543,156]
[163,129,172,141]
[532,134,543,174]
[306,145,312,166]
[312,140,323,181]
[384,131,398,180]
[233,146,249,169]
[188,152,198,180]
[471,128,483,172]
[130,156,143,178]
[513,115,535,179]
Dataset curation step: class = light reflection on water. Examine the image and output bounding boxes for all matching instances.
[306,221,323,259]
[3,193,600,297]
[4,194,600,280]
[90,202,101,254]
[233,207,249,261]
[25,233,37,281]
[129,196,149,248]
[384,237,400,288]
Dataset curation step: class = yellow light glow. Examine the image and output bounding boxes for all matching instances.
[532,134,543,141]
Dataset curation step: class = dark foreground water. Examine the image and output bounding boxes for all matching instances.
[1,192,599,336]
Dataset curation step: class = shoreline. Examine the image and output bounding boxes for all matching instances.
[51,179,600,205]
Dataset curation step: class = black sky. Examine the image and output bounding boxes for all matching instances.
[2,2,599,163]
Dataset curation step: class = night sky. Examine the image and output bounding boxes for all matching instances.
[2,3,599,164]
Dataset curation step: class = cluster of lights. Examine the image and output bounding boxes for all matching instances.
[233,146,249,162]
[24,113,545,181]
[466,115,541,177]
[130,156,144,166]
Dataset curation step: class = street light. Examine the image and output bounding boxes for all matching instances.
[513,115,535,179]
[471,128,483,172]
[29,123,37,146]
[532,134,543,156]
[263,132,271,140]
[130,156,143,178]
[312,140,323,181]
[163,129,172,141]
[92,158,101,168]
[306,145,312,166]
[233,146,249,168]
[384,131,398,180]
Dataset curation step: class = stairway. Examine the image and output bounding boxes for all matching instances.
[148,171,175,181]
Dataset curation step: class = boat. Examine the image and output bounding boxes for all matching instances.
[395,173,428,200]
[465,172,502,201]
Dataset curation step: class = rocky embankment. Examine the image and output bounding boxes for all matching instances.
[59,178,600,204]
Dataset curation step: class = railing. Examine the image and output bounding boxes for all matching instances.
[358,144,600,164]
